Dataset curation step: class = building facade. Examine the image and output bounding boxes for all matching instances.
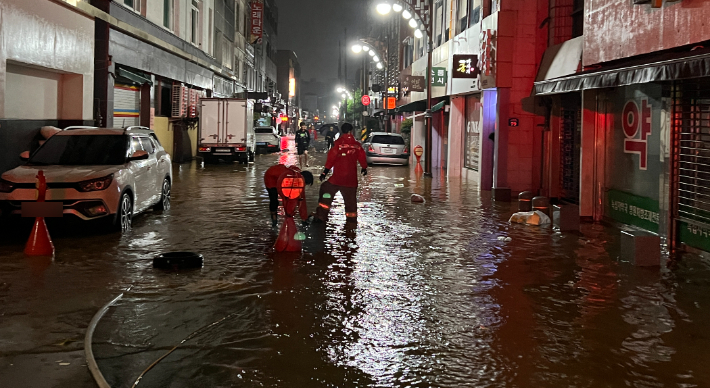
[536,0,710,252]
[0,0,95,173]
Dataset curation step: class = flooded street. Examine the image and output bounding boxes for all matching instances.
[2,139,710,388]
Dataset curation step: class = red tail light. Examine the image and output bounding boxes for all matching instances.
[368,145,374,152]
[403,147,409,154]
[198,147,210,152]
[237,146,246,151]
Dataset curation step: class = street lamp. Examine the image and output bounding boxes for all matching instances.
[352,44,362,54]
[376,3,391,15]
[375,0,433,175]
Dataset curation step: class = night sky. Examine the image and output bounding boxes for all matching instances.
[277,0,371,82]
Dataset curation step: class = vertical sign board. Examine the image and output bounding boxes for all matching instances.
[431,67,448,87]
[250,1,264,45]
[387,97,396,110]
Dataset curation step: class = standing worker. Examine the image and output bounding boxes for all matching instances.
[264,163,314,227]
[314,122,367,224]
[295,122,311,168]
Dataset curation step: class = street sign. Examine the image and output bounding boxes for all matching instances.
[414,145,423,157]
[452,54,481,79]
[361,95,371,106]
[387,97,396,110]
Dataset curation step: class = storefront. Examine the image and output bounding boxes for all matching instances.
[535,47,710,252]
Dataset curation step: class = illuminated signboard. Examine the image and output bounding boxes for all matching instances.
[452,55,480,79]
[289,78,295,97]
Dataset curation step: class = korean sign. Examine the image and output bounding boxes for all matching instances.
[250,1,264,45]
[452,55,480,79]
[431,67,447,87]
[607,189,660,232]
[409,76,425,92]
[622,98,652,170]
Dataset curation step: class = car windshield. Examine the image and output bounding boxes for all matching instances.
[28,135,128,166]
[255,128,274,134]
[371,135,405,145]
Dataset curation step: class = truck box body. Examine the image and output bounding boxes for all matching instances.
[198,98,254,162]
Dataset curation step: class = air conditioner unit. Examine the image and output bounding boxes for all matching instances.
[171,83,188,118]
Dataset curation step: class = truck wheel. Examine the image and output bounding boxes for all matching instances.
[248,151,255,162]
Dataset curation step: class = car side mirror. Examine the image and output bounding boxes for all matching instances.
[128,150,149,161]
[19,151,30,161]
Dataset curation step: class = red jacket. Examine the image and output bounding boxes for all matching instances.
[324,133,367,187]
[264,164,308,220]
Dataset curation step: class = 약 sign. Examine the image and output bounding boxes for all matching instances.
[250,1,264,44]
[622,98,652,170]
[361,95,371,106]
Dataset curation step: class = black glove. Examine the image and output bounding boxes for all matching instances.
[361,168,368,176]
[320,168,330,182]
[301,220,309,227]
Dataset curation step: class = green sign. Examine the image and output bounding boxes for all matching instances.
[431,67,447,87]
[679,221,710,252]
[607,189,659,232]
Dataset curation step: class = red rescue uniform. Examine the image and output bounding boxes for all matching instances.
[316,134,367,222]
[324,134,367,187]
[264,164,308,221]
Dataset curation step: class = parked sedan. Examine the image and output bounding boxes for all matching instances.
[363,132,410,166]
[254,126,280,153]
[0,126,172,233]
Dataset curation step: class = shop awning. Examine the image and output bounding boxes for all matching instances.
[432,96,450,112]
[394,99,427,113]
[535,36,583,83]
[535,45,710,96]
[117,67,152,86]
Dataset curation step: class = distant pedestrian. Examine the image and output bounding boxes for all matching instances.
[314,122,367,224]
[324,126,336,152]
[295,122,311,168]
[264,163,314,227]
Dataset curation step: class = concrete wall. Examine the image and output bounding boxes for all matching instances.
[0,0,94,174]
[0,0,94,120]
[584,0,710,66]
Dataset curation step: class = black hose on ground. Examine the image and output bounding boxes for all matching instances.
[130,310,242,387]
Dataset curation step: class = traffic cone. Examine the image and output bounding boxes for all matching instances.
[274,216,301,252]
[24,217,55,257]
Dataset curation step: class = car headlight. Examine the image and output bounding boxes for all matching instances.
[77,174,113,192]
[0,179,15,193]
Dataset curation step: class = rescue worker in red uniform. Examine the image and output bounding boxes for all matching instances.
[264,164,313,227]
[314,123,368,224]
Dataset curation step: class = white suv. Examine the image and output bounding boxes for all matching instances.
[0,126,172,232]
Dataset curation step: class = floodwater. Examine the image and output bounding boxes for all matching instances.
[2,138,710,388]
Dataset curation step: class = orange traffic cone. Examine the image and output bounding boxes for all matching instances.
[274,216,301,252]
[24,217,55,257]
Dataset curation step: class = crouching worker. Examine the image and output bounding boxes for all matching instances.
[314,123,368,224]
[264,164,314,227]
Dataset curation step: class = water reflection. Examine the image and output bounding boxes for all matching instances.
[4,140,710,387]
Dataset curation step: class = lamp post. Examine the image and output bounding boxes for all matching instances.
[351,39,389,132]
[376,0,433,175]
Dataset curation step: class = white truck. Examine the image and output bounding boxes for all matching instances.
[197,98,255,163]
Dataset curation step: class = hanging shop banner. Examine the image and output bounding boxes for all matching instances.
[679,221,710,253]
[431,67,447,87]
[250,1,264,45]
[409,76,425,92]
